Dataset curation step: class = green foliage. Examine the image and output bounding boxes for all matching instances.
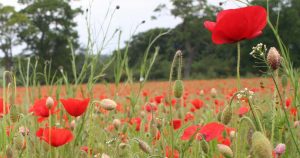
[18,0,82,80]
[0,4,29,71]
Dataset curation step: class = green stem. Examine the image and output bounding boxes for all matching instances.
[248,99,264,133]
[237,42,241,90]
[271,73,300,155]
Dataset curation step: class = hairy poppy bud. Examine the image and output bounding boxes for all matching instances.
[210,88,217,98]
[100,99,117,110]
[173,80,184,98]
[46,97,54,109]
[200,139,209,154]
[113,119,121,130]
[217,144,233,158]
[221,106,232,125]
[251,132,272,158]
[267,47,281,70]
[135,139,151,154]
[119,143,127,149]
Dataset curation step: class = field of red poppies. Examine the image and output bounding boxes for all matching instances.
[1,2,300,158]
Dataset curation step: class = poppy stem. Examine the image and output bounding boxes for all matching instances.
[237,42,241,90]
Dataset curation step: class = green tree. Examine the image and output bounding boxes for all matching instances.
[0,4,29,71]
[19,0,82,76]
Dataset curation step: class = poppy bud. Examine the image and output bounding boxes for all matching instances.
[200,139,209,154]
[274,143,286,155]
[113,119,121,130]
[230,131,236,139]
[251,132,272,158]
[135,138,152,154]
[101,153,110,158]
[210,88,217,98]
[281,75,288,88]
[70,120,76,130]
[140,111,146,118]
[46,97,54,109]
[294,120,300,128]
[217,144,233,158]
[267,47,281,70]
[100,99,117,110]
[247,128,254,146]
[221,106,232,125]
[173,80,184,98]
[119,143,127,149]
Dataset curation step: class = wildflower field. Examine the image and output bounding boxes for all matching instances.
[1,0,300,158]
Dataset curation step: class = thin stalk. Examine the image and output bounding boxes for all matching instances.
[248,99,264,133]
[237,42,241,90]
[271,73,300,155]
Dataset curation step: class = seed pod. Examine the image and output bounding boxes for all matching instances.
[113,119,121,130]
[200,139,209,154]
[46,96,54,109]
[267,47,281,70]
[10,105,19,123]
[173,80,184,98]
[281,75,288,88]
[217,144,233,158]
[135,139,151,154]
[251,132,272,158]
[99,99,117,110]
[221,106,232,125]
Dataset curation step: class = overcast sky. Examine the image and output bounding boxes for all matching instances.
[1,0,244,55]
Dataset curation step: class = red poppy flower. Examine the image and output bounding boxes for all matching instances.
[286,98,292,108]
[184,112,194,122]
[171,119,182,130]
[237,106,249,116]
[60,98,90,117]
[29,98,58,121]
[204,6,267,44]
[200,122,225,141]
[36,127,73,147]
[181,125,200,140]
[191,99,204,109]
[0,98,9,116]
[129,117,142,131]
[145,104,157,112]
[165,146,180,158]
[154,95,164,104]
